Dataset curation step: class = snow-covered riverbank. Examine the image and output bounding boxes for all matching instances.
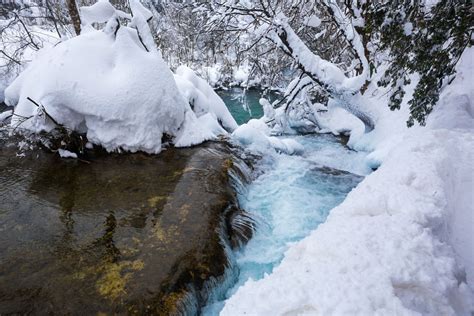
[1,1,472,315]
[222,128,473,315]
[219,48,474,315]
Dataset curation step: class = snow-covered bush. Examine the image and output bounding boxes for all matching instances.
[174,65,238,133]
[4,0,234,154]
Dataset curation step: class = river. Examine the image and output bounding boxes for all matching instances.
[0,88,368,315]
[205,88,370,314]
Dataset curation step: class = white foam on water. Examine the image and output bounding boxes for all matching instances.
[203,134,368,315]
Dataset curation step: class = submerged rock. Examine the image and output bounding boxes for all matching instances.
[0,138,252,315]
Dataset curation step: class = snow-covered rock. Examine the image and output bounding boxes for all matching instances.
[232,119,304,155]
[5,28,185,154]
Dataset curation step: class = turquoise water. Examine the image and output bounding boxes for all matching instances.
[217,88,279,125]
[204,90,369,315]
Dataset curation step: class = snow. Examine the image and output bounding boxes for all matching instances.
[319,104,365,138]
[233,65,250,85]
[303,15,321,28]
[5,28,186,154]
[0,110,13,123]
[80,0,117,25]
[404,22,414,36]
[128,0,155,52]
[222,128,474,316]
[427,47,474,290]
[58,148,78,159]
[201,65,223,87]
[174,65,238,132]
[221,48,474,315]
[129,0,153,22]
[232,119,304,155]
[259,98,275,120]
[4,1,235,154]
[174,112,221,148]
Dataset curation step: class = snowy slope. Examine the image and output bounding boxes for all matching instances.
[223,129,473,315]
[221,48,474,315]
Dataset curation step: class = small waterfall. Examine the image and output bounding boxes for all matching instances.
[201,134,368,315]
[173,143,258,315]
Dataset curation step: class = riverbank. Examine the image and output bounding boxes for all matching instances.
[221,128,474,315]
[219,48,474,315]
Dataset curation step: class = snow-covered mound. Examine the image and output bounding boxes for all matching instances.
[5,28,186,153]
[232,118,304,155]
[4,0,232,154]
[174,65,238,132]
[222,48,474,315]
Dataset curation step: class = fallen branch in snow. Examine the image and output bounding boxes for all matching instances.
[11,113,34,133]
[24,97,91,159]
[27,97,63,127]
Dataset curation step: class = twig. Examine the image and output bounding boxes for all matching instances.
[0,50,21,65]
[27,97,62,127]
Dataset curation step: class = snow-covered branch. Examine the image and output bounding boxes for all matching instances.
[270,12,374,130]
[210,0,376,131]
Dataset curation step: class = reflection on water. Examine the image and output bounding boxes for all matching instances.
[217,88,280,125]
[0,137,247,315]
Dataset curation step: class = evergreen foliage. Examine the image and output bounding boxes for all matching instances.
[374,0,473,126]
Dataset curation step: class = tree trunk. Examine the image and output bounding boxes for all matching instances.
[66,0,81,36]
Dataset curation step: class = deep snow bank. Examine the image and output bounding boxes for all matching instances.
[4,0,233,154]
[223,129,473,315]
[222,48,474,315]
